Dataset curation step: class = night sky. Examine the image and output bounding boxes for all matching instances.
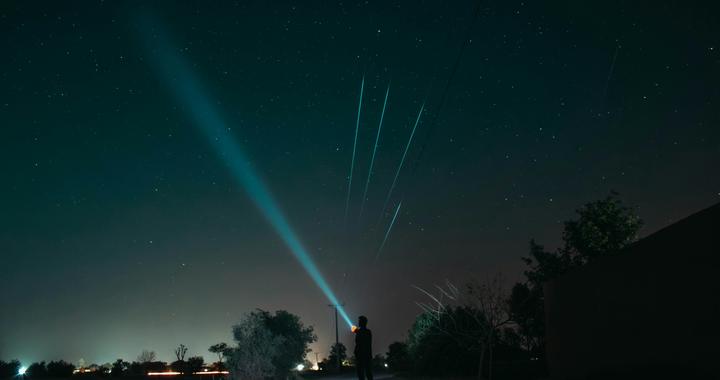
[1,0,719,367]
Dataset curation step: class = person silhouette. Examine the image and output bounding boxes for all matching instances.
[354,315,373,380]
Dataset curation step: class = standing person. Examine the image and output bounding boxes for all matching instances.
[354,315,373,380]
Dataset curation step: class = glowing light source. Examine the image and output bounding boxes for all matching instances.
[140,18,353,328]
[351,325,359,333]
[295,364,304,371]
[18,367,27,376]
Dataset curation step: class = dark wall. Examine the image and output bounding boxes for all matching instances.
[544,203,720,379]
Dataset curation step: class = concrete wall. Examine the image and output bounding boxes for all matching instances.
[544,203,720,379]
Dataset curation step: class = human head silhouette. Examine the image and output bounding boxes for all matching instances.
[358,315,368,328]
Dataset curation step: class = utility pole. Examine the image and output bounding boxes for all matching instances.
[328,303,345,372]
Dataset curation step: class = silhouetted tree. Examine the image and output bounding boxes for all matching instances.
[562,192,643,263]
[174,344,188,361]
[26,362,47,379]
[170,361,186,374]
[226,311,283,380]
[186,357,204,374]
[371,354,385,370]
[467,276,512,380]
[208,343,228,363]
[100,362,113,375]
[47,361,75,377]
[386,342,411,372]
[137,350,156,363]
[259,310,316,378]
[327,343,346,370]
[110,360,128,377]
[508,282,544,356]
[522,193,643,284]
[514,193,643,366]
[0,360,21,379]
[407,307,481,376]
[129,361,166,376]
[415,275,510,380]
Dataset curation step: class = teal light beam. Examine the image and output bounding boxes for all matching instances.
[141,20,354,328]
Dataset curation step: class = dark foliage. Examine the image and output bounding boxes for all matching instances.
[26,362,47,379]
[258,309,316,378]
[407,308,483,376]
[385,342,411,372]
[512,194,643,375]
[0,360,21,379]
[208,343,228,363]
[46,361,74,378]
[327,342,346,369]
[128,361,167,376]
[186,357,204,374]
[371,355,385,370]
[110,360,128,377]
[169,360,186,374]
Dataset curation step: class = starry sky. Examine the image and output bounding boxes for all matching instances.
[1,0,719,367]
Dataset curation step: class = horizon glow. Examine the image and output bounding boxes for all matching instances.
[141,18,353,328]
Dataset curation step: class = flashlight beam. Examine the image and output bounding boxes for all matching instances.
[379,103,424,219]
[376,201,402,260]
[359,83,390,219]
[142,21,353,328]
[345,76,365,221]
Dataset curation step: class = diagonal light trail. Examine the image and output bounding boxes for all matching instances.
[379,103,424,220]
[359,83,390,219]
[376,201,402,260]
[140,19,354,328]
[344,76,365,221]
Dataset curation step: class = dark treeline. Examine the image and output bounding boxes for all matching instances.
[1,345,222,380]
[384,193,642,380]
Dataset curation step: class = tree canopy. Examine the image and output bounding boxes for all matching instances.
[226,309,315,380]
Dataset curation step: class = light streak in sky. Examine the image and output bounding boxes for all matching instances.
[376,201,402,260]
[379,103,424,219]
[141,19,353,328]
[345,76,365,221]
[359,83,390,219]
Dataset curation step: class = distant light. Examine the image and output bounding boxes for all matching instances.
[295,364,304,371]
[147,372,182,376]
[18,367,27,376]
[384,363,388,368]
